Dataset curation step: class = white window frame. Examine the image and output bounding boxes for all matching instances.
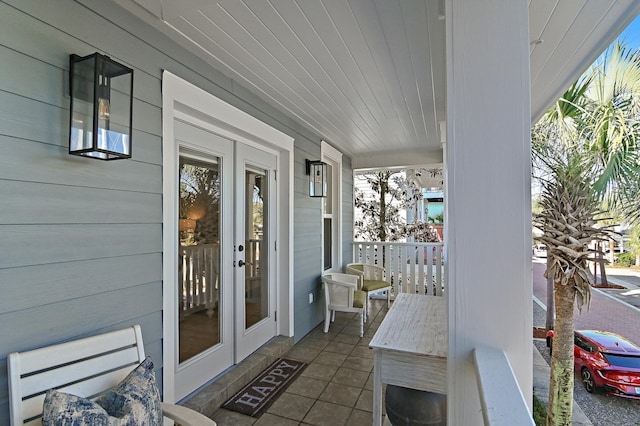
[321,141,342,272]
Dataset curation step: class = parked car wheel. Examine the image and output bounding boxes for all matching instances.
[582,367,596,393]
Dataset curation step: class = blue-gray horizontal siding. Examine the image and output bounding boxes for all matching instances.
[0,0,353,420]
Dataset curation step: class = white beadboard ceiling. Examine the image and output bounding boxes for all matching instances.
[112,0,640,169]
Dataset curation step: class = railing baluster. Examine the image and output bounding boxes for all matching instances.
[383,244,389,284]
[179,244,220,317]
[417,244,425,295]
[435,245,443,296]
[426,245,433,295]
[402,245,406,292]
[353,241,445,297]
[196,249,203,305]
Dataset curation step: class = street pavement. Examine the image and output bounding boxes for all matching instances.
[533,259,640,347]
[532,258,640,426]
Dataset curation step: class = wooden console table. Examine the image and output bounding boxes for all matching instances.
[369,293,447,426]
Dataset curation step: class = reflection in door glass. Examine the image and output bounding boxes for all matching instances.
[178,157,221,363]
[245,169,268,329]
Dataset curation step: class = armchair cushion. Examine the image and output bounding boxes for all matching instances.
[361,279,390,292]
[353,290,367,309]
[42,357,162,426]
[349,264,364,272]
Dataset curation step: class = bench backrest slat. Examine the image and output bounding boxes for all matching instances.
[8,325,146,426]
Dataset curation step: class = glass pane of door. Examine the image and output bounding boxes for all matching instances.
[178,156,221,363]
[245,169,268,329]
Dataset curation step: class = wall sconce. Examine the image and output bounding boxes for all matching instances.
[69,52,134,160]
[306,159,327,197]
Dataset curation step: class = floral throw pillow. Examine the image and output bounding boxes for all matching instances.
[42,357,162,426]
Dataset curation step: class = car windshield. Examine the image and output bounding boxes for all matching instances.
[603,353,640,369]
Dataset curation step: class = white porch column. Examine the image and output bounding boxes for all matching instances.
[445,0,532,424]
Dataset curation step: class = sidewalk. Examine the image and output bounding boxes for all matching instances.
[598,267,640,311]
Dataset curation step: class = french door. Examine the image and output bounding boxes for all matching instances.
[235,143,277,360]
[174,120,277,399]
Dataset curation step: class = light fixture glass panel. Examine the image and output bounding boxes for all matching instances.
[69,53,133,160]
[308,160,327,197]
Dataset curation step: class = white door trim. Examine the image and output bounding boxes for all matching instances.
[162,70,294,403]
[321,141,342,272]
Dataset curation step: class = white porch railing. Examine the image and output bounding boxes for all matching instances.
[179,243,219,319]
[245,238,261,278]
[473,346,534,425]
[352,241,445,296]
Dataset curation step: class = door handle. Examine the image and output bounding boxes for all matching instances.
[238,260,246,267]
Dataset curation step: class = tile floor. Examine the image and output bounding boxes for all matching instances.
[210,299,390,425]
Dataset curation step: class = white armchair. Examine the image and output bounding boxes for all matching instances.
[346,263,391,319]
[322,273,366,337]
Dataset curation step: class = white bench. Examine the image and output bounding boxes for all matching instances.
[8,325,216,426]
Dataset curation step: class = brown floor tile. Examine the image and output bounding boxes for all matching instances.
[300,362,338,381]
[286,346,320,363]
[355,389,373,412]
[363,328,377,338]
[318,382,361,407]
[183,298,393,424]
[313,351,347,367]
[253,413,300,426]
[364,373,374,391]
[307,329,339,341]
[357,336,373,347]
[211,408,256,425]
[332,334,361,345]
[350,345,374,359]
[344,355,374,372]
[331,367,369,388]
[341,325,363,336]
[322,341,355,355]
[296,338,329,351]
[302,400,353,426]
[266,393,315,421]
[286,375,328,399]
[347,408,373,426]
[331,314,356,325]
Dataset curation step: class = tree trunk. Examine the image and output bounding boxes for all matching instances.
[547,281,575,426]
[609,239,615,265]
[379,179,387,241]
[546,256,555,331]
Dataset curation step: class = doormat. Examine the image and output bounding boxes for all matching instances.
[222,358,307,417]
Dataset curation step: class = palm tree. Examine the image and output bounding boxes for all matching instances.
[533,77,592,335]
[532,42,640,425]
[533,152,613,425]
[583,42,640,204]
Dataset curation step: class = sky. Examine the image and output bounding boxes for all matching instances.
[616,14,640,49]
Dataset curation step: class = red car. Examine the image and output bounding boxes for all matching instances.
[548,330,640,399]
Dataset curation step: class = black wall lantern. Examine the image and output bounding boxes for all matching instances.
[306,159,327,197]
[69,52,133,160]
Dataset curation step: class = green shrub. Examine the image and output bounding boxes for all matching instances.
[615,252,635,267]
[533,395,546,425]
